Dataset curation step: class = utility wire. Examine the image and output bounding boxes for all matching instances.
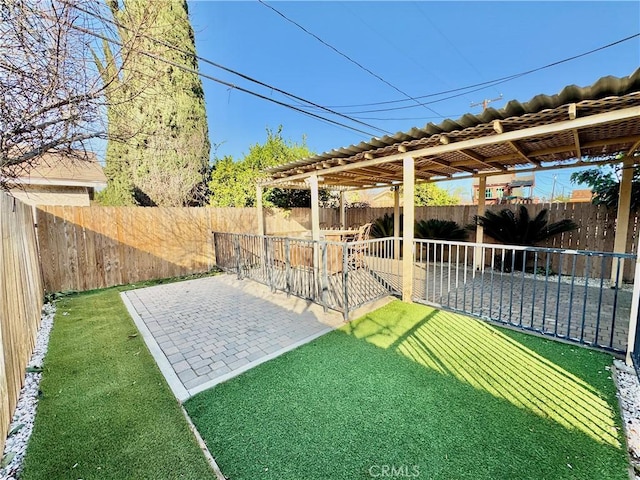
[65,1,390,136]
[338,79,522,114]
[47,13,379,138]
[411,1,494,102]
[257,0,444,118]
[319,32,640,109]
[342,2,466,103]
[351,114,465,121]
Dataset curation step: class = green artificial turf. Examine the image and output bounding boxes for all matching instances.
[21,288,215,480]
[185,300,629,480]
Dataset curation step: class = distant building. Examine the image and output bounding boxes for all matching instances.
[369,189,395,208]
[472,173,535,205]
[570,189,593,203]
[7,151,107,206]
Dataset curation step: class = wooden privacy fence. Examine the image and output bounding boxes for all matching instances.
[0,194,43,454]
[35,206,315,292]
[36,202,639,293]
[342,203,637,280]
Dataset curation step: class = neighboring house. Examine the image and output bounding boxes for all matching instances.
[7,151,107,206]
[472,173,535,205]
[368,189,396,208]
[570,189,593,203]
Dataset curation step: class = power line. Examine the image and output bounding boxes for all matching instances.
[257,0,444,118]
[47,12,380,138]
[342,2,468,104]
[319,32,640,109]
[66,1,390,137]
[352,115,466,122]
[411,2,496,101]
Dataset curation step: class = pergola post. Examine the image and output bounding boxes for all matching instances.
[256,185,265,236]
[339,191,346,229]
[625,244,640,366]
[309,174,320,241]
[393,186,400,261]
[402,157,415,302]
[612,156,634,284]
[309,174,321,297]
[474,175,487,270]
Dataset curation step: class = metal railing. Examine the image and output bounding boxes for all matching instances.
[413,239,635,353]
[212,232,398,319]
[214,232,636,353]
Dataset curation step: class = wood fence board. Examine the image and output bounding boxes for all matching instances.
[0,194,43,454]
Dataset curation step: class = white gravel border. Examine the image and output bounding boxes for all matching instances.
[0,303,55,480]
[613,359,640,480]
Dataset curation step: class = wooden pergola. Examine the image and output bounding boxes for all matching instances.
[259,70,640,304]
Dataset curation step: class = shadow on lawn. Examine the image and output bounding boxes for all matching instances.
[341,305,621,448]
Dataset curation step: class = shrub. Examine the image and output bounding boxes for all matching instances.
[470,206,577,271]
[370,213,402,238]
[415,219,467,241]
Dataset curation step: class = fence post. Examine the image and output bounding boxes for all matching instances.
[626,251,640,366]
[264,236,274,292]
[285,238,291,296]
[321,242,328,312]
[342,242,349,321]
[234,235,242,280]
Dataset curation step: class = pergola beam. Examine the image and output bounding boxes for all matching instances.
[508,140,540,167]
[269,134,640,184]
[450,135,640,168]
[572,130,582,161]
[628,138,640,156]
[458,149,506,171]
[329,155,639,191]
[264,106,640,187]
[423,156,476,174]
[298,151,640,191]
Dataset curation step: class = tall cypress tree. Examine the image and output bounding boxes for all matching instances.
[98,0,210,206]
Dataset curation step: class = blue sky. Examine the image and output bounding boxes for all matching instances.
[187,1,640,201]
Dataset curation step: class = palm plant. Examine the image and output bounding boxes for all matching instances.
[415,219,467,241]
[415,219,467,262]
[471,206,577,271]
[370,213,402,238]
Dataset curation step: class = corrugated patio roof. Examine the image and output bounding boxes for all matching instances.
[263,69,640,189]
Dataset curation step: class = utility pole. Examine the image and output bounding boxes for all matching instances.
[471,94,503,112]
[550,174,557,203]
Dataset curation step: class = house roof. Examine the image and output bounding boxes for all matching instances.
[9,151,107,188]
[509,179,535,188]
[263,69,640,190]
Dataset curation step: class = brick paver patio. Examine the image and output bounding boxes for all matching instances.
[121,274,346,401]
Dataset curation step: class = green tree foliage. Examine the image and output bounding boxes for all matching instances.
[209,128,336,208]
[97,1,210,206]
[414,183,459,206]
[570,163,640,210]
